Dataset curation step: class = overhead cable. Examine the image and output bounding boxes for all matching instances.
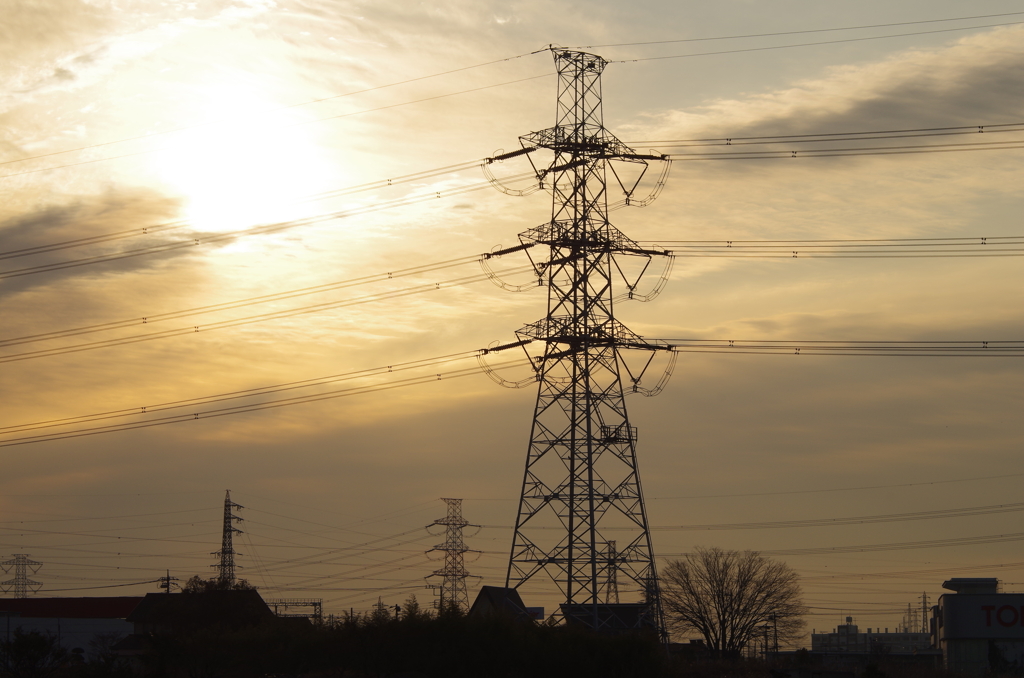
[5,122,1018,268]
[0,51,548,175]
[662,137,1024,161]
[571,11,1024,49]
[612,21,1024,63]
[0,357,529,447]
[647,235,1024,259]
[0,264,534,363]
[651,471,1024,500]
[625,122,1024,147]
[660,531,1024,557]
[0,160,485,262]
[652,501,1024,531]
[0,351,483,435]
[655,338,1024,356]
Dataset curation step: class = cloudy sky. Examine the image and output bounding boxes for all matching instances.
[3,0,1024,639]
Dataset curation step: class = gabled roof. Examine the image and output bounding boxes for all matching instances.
[468,586,529,620]
[0,597,143,619]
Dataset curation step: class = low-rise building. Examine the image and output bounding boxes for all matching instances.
[0,596,142,654]
[808,616,940,674]
[811,617,932,654]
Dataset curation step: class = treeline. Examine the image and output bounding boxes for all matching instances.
[145,605,664,678]
[2,597,665,678]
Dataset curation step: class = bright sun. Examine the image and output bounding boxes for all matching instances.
[156,85,339,233]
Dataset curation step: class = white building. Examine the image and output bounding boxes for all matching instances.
[933,578,1024,675]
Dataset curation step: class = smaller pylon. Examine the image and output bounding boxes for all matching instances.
[212,490,243,586]
[603,541,620,604]
[425,498,477,613]
[1,554,42,598]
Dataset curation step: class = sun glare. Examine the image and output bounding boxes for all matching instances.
[155,85,340,233]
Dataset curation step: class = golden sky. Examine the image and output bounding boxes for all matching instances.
[3,0,1024,638]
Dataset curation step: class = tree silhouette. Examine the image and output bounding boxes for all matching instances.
[662,547,806,658]
[182,575,255,592]
[0,628,69,678]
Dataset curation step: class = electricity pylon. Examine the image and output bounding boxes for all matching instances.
[602,541,620,605]
[483,49,673,633]
[1,554,42,598]
[212,490,243,586]
[425,498,476,613]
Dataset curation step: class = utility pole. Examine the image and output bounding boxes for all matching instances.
[488,49,672,633]
[0,554,42,598]
[425,498,475,613]
[159,570,179,593]
[921,592,929,634]
[212,490,243,586]
[772,612,779,658]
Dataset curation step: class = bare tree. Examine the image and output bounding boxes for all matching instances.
[662,547,806,658]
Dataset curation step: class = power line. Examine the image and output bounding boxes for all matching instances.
[661,531,1024,557]
[488,336,1024,357]
[651,338,1024,357]
[625,122,1024,147]
[0,255,480,346]
[2,74,550,180]
[0,357,529,448]
[5,122,1017,269]
[648,235,1024,245]
[611,20,1024,63]
[652,501,1024,531]
[651,471,1024,501]
[0,506,217,525]
[800,561,1024,582]
[37,579,161,593]
[0,264,534,363]
[646,235,1024,259]
[481,501,1024,532]
[571,11,1024,49]
[0,52,547,175]
[662,137,1024,161]
[0,177,525,280]
[0,160,487,262]
[0,351,482,435]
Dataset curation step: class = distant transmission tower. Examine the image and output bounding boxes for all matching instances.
[425,498,476,613]
[212,490,243,586]
[483,49,673,632]
[602,541,620,605]
[1,554,42,598]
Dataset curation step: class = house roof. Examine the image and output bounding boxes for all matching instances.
[0,597,144,619]
[468,586,529,620]
[127,590,275,630]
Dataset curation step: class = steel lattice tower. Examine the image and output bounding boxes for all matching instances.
[426,498,473,613]
[602,541,620,605]
[213,490,243,586]
[488,49,672,632]
[1,554,42,598]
